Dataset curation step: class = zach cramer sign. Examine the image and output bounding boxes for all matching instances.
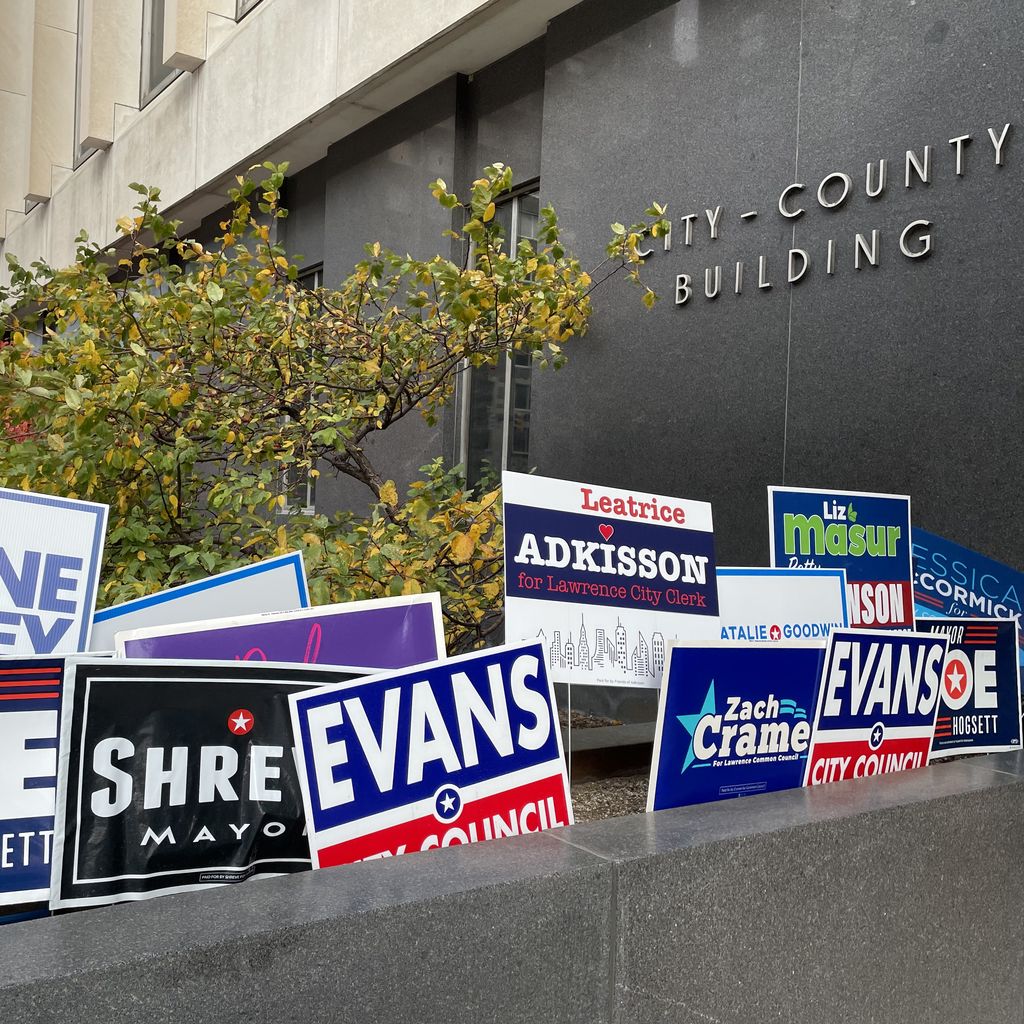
[648,644,826,811]
[503,471,719,687]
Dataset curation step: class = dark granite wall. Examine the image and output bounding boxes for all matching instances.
[534,0,1023,569]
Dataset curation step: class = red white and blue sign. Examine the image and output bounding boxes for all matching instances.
[915,618,1021,759]
[803,629,948,786]
[289,641,572,868]
[768,486,913,629]
[912,527,1023,669]
[648,644,827,812]
[0,657,63,914]
[504,471,718,688]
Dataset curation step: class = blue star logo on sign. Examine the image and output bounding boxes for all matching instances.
[676,679,716,774]
[432,784,463,823]
[869,721,885,750]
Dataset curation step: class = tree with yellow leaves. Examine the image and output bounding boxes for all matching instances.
[0,163,667,651]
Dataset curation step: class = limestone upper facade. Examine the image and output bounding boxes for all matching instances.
[0,0,579,280]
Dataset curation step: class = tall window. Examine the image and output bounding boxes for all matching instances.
[140,0,181,107]
[460,189,539,488]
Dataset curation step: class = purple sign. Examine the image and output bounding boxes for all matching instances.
[114,593,446,669]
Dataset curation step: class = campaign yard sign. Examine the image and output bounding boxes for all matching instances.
[712,567,848,643]
[114,592,446,669]
[768,486,913,629]
[912,527,1024,669]
[803,629,948,786]
[0,657,63,913]
[503,471,719,688]
[289,641,572,868]
[50,659,367,909]
[915,618,1021,760]
[648,644,827,812]
[0,488,108,655]
[89,552,309,652]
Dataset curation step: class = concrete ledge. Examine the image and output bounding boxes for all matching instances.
[3,756,1023,1023]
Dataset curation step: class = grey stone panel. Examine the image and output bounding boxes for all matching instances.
[0,833,614,1024]
[784,0,1024,566]
[315,80,461,516]
[461,38,546,192]
[535,0,804,568]
[557,759,1024,1024]
[281,157,328,272]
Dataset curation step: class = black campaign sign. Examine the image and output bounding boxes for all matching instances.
[51,660,363,909]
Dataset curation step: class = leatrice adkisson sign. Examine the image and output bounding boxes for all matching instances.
[503,471,719,687]
[289,641,571,867]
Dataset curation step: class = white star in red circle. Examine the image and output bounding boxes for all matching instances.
[228,708,254,735]
[944,663,966,698]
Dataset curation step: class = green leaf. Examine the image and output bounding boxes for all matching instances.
[206,281,224,303]
[64,387,83,410]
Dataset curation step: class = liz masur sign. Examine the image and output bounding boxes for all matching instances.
[0,657,63,911]
[51,659,365,909]
[641,121,1013,305]
[915,618,1021,760]
[803,629,948,786]
[0,488,108,655]
[768,486,913,629]
[503,471,719,687]
[290,641,571,867]
[648,644,826,812]
[912,527,1023,669]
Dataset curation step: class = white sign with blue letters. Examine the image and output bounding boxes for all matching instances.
[90,551,309,652]
[0,488,108,655]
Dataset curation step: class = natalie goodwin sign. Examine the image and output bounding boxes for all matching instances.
[503,472,719,687]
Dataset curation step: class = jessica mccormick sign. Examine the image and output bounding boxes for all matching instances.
[503,472,719,687]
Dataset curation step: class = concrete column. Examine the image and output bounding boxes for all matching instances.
[163,0,235,72]
[77,0,143,151]
[25,0,78,204]
[0,0,35,235]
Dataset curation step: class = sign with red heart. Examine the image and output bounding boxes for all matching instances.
[502,471,720,688]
